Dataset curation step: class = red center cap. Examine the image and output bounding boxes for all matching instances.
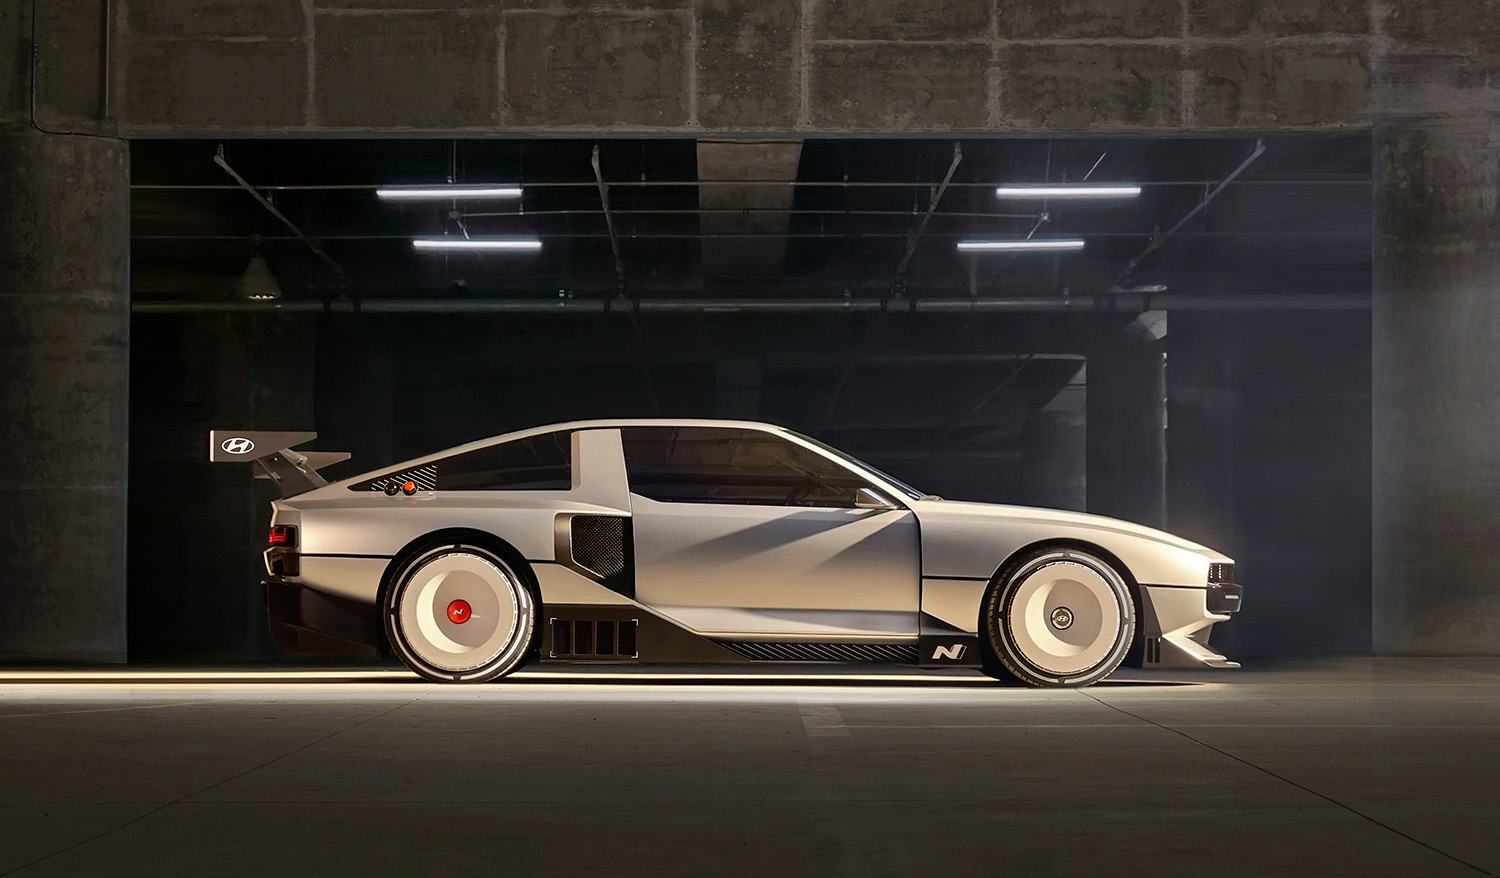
[446,600,472,624]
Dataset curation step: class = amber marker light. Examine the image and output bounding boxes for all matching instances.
[402,480,417,495]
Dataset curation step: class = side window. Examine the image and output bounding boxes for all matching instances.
[435,431,572,491]
[620,427,870,507]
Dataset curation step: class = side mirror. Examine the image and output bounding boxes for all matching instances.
[854,488,899,511]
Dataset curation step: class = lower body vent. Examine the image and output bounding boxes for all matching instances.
[551,618,638,659]
[717,641,918,663]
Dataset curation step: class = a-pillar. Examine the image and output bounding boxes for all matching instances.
[0,126,130,661]
[1373,52,1500,654]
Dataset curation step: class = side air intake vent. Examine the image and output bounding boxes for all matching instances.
[718,642,919,663]
[561,514,634,598]
[550,618,638,659]
[572,515,625,577]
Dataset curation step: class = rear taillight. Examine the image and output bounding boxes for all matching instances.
[267,525,298,548]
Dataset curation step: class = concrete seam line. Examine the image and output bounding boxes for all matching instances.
[797,698,849,737]
[0,699,219,721]
[1078,690,1499,878]
[0,695,426,877]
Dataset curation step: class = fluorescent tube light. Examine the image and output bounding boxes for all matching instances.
[996,185,1142,199]
[956,239,1086,252]
[413,237,542,252]
[378,185,523,200]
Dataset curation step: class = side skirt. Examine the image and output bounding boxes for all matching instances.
[538,604,926,665]
[916,613,983,668]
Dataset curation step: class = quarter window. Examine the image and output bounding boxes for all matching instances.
[436,431,572,491]
[620,427,871,507]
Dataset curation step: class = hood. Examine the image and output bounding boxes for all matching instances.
[909,499,1226,559]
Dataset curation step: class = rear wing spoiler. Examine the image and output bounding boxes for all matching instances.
[209,431,351,498]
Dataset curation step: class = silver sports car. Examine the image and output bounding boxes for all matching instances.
[211,420,1241,687]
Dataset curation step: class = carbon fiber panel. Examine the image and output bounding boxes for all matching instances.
[571,515,626,577]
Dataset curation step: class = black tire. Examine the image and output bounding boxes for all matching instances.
[982,548,1136,688]
[383,542,537,683]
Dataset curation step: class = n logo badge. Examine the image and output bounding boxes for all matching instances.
[931,643,967,661]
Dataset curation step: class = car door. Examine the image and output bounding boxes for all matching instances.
[622,426,920,640]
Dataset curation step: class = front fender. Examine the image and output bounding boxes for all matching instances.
[913,500,1226,587]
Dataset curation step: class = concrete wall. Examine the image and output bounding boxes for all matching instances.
[20,0,1408,136]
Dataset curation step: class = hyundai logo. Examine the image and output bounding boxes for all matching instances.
[221,437,256,455]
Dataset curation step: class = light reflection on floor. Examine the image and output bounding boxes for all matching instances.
[0,665,1216,697]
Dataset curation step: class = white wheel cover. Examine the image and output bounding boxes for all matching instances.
[1008,560,1123,677]
[398,552,523,674]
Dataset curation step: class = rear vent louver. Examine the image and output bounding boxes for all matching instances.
[551,618,638,659]
[360,465,437,493]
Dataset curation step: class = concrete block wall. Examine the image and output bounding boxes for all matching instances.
[15,0,1420,135]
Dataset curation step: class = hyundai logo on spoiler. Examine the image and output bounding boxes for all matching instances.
[221,437,256,455]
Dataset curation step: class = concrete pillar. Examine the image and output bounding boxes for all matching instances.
[1022,366,1086,512]
[0,126,129,662]
[1373,54,1500,654]
[1087,324,1166,528]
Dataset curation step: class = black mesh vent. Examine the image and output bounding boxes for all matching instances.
[718,642,919,663]
[354,465,437,493]
[1208,563,1235,584]
[571,515,626,578]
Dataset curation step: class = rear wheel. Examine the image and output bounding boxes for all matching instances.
[983,549,1135,688]
[384,543,536,683]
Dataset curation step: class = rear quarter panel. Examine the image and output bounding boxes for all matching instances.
[286,491,631,563]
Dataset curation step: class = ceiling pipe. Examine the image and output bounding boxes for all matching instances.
[213,146,350,287]
[132,179,1366,192]
[132,293,1369,315]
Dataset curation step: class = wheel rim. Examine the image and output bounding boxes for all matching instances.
[397,552,524,673]
[1007,559,1123,677]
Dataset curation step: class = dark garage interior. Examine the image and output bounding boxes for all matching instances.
[4,2,1499,876]
[127,136,1373,663]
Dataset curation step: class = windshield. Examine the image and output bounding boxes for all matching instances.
[784,431,925,500]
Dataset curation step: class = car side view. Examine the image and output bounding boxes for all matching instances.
[211,420,1241,687]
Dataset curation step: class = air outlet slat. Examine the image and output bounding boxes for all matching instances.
[550,618,639,659]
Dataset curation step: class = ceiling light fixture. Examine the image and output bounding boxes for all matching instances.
[956,239,1086,252]
[236,252,283,301]
[378,185,523,200]
[996,184,1142,199]
[412,237,542,252]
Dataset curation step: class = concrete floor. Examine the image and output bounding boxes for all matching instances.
[0,659,1497,877]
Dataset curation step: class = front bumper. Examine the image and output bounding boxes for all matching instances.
[1207,581,1243,615]
[264,579,382,659]
[1139,582,1243,670]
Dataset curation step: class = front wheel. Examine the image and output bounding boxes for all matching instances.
[983,549,1135,688]
[384,543,536,683]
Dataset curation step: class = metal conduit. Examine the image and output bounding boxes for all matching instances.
[130,179,1370,191]
[131,293,1370,314]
